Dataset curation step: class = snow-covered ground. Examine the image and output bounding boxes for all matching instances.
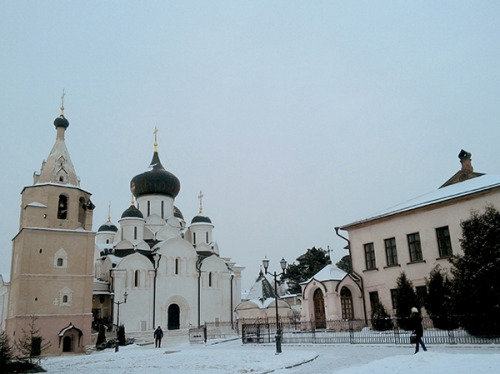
[41,338,500,374]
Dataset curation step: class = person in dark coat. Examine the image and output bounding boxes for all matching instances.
[154,326,164,348]
[410,307,427,353]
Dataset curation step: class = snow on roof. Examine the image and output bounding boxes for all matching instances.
[26,201,47,208]
[302,264,347,284]
[107,254,123,265]
[342,174,500,229]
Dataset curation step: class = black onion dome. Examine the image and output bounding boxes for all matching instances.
[174,206,184,220]
[130,151,180,198]
[98,221,118,232]
[191,215,212,224]
[54,115,69,129]
[121,204,144,219]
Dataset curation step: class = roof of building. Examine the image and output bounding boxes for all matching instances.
[342,174,500,229]
[245,270,275,300]
[191,215,212,224]
[302,264,347,284]
[98,220,118,232]
[130,149,180,199]
[121,203,144,219]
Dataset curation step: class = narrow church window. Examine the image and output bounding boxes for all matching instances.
[193,232,196,245]
[62,295,68,303]
[147,201,151,216]
[208,272,212,287]
[206,232,209,243]
[54,248,67,269]
[78,197,86,226]
[57,195,68,220]
[135,270,140,287]
[161,201,164,219]
[175,258,179,275]
[134,227,138,240]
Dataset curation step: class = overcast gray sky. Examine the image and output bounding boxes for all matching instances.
[1,1,499,291]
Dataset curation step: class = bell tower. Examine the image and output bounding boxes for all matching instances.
[5,98,96,355]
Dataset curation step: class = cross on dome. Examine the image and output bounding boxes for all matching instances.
[198,191,204,214]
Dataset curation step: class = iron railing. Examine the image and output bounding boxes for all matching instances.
[241,317,500,345]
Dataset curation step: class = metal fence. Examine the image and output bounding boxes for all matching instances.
[242,317,500,345]
[189,322,238,343]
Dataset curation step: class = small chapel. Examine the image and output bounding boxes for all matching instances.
[3,101,243,356]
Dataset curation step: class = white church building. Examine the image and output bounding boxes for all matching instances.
[92,133,244,333]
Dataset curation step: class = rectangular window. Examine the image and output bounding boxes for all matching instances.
[369,291,379,311]
[364,243,376,270]
[407,233,423,262]
[390,289,398,310]
[384,237,398,266]
[436,226,453,257]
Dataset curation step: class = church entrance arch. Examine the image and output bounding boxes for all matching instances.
[313,289,326,329]
[62,336,72,352]
[168,304,180,330]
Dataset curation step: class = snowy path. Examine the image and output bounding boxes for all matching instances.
[41,339,500,374]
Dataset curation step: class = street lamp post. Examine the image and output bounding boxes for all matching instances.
[262,257,287,354]
[153,252,162,328]
[114,291,128,352]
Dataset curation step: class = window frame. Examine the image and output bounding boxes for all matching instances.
[436,226,453,258]
[407,232,423,263]
[364,242,377,270]
[384,237,398,267]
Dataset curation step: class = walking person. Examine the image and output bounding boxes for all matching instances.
[410,307,427,354]
[154,326,164,348]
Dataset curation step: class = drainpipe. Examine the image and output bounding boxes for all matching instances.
[230,274,234,328]
[197,260,201,327]
[335,227,368,324]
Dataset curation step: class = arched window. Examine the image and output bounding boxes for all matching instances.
[135,270,140,287]
[208,272,212,287]
[161,201,164,219]
[341,287,354,320]
[62,295,68,303]
[78,197,86,226]
[57,195,68,219]
[147,201,151,216]
[193,232,197,245]
[175,258,179,275]
[134,227,138,240]
[54,248,67,269]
